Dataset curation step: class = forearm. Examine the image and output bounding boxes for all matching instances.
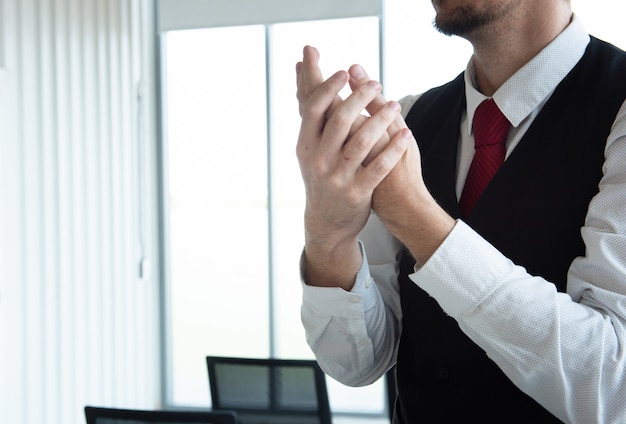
[301,215,403,386]
[413,221,626,423]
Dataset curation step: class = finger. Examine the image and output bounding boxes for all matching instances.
[342,100,401,166]
[302,45,323,87]
[349,64,408,135]
[299,70,350,138]
[298,46,345,118]
[320,79,382,155]
[348,64,369,94]
[297,46,324,108]
[357,127,413,191]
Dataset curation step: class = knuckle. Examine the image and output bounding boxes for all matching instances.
[354,86,372,105]
[319,80,335,95]
[299,81,339,119]
[379,106,397,124]
[327,173,342,188]
[326,175,351,201]
[356,80,380,100]
[342,186,361,206]
[311,156,330,176]
[300,99,323,120]
[372,157,391,178]
[350,131,371,152]
[295,142,309,161]
[296,83,312,102]
[372,105,398,128]
[329,108,351,131]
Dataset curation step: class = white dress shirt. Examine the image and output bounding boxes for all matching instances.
[300,15,626,424]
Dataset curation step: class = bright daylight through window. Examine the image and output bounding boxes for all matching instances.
[162,15,388,415]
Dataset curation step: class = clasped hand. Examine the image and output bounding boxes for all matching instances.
[296,45,424,247]
[296,46,455,286]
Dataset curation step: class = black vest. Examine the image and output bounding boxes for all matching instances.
[394,37,626,423]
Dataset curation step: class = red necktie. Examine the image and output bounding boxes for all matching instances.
[459,99,511,218]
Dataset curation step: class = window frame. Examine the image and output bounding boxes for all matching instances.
[154,0,387,418]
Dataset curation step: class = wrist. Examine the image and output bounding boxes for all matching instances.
[378,196,455,266]
[303,237,362,290]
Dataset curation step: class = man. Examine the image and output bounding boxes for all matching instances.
[296,0,626,422]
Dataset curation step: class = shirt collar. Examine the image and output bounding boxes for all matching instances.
[465,14,590,134]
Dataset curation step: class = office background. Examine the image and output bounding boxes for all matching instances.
[1,1,624,423]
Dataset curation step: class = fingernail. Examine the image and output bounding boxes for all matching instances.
[352,65,366,80]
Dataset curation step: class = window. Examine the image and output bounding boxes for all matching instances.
[157,0,389,417]
[162,24,271,405]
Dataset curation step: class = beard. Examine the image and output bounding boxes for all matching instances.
[432,1,517,37]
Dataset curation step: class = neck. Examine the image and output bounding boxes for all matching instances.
[469,5,572,96]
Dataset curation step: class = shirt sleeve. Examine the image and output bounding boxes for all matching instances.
[299,95,420,387]
[411,100,626,424]
[300,212,403,386]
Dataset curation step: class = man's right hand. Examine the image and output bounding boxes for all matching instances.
[295,46,410,289]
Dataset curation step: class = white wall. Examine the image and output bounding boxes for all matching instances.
[0,1,161,423]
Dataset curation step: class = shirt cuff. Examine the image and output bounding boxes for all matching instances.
[300,241,378,317]
[409,220,516,317]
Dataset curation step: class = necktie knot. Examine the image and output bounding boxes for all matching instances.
[459,99,511,218]
[473,98,511,148]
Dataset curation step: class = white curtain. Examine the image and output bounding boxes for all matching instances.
[0,1,160,423]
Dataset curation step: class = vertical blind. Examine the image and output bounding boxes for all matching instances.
[0,1,160,424]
